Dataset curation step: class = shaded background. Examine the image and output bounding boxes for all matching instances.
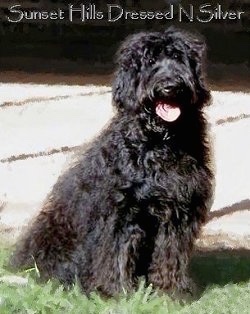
[0,0,249,89]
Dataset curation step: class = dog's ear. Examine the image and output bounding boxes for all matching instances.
[187,38,207,78]
[185,36,211,105]
[112,64,138,112]
[112,35,143,112]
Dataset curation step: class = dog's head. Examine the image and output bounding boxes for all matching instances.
[113,27,210,129]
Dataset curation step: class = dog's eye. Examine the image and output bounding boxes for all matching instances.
[148,58,155,65]
[173,53,179,60]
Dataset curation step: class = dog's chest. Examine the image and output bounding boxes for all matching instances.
[132,146,200,199]
[138,146,179,175]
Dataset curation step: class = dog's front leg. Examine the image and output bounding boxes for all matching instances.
[86,222,146,296]
[117,224,146,291]
[148,221,195,296]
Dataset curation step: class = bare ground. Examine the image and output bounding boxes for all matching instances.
[0,72,249,251]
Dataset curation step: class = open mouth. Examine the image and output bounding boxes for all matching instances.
[155,99,181,122]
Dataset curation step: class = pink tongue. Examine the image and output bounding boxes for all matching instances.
[155,101,181,122]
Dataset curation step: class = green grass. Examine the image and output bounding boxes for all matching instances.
[0,247,250,314]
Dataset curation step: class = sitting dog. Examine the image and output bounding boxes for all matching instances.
[10,27,214,297]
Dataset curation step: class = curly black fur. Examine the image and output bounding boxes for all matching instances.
[10,27,214,297]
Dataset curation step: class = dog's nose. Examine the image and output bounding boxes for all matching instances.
[163,86,172,93]
[163,84,175,94]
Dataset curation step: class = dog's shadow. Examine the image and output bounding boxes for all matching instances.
[190,198,250,291]
[190,249,250,293]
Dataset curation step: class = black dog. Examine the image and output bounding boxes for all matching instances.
[10,27,214,297]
